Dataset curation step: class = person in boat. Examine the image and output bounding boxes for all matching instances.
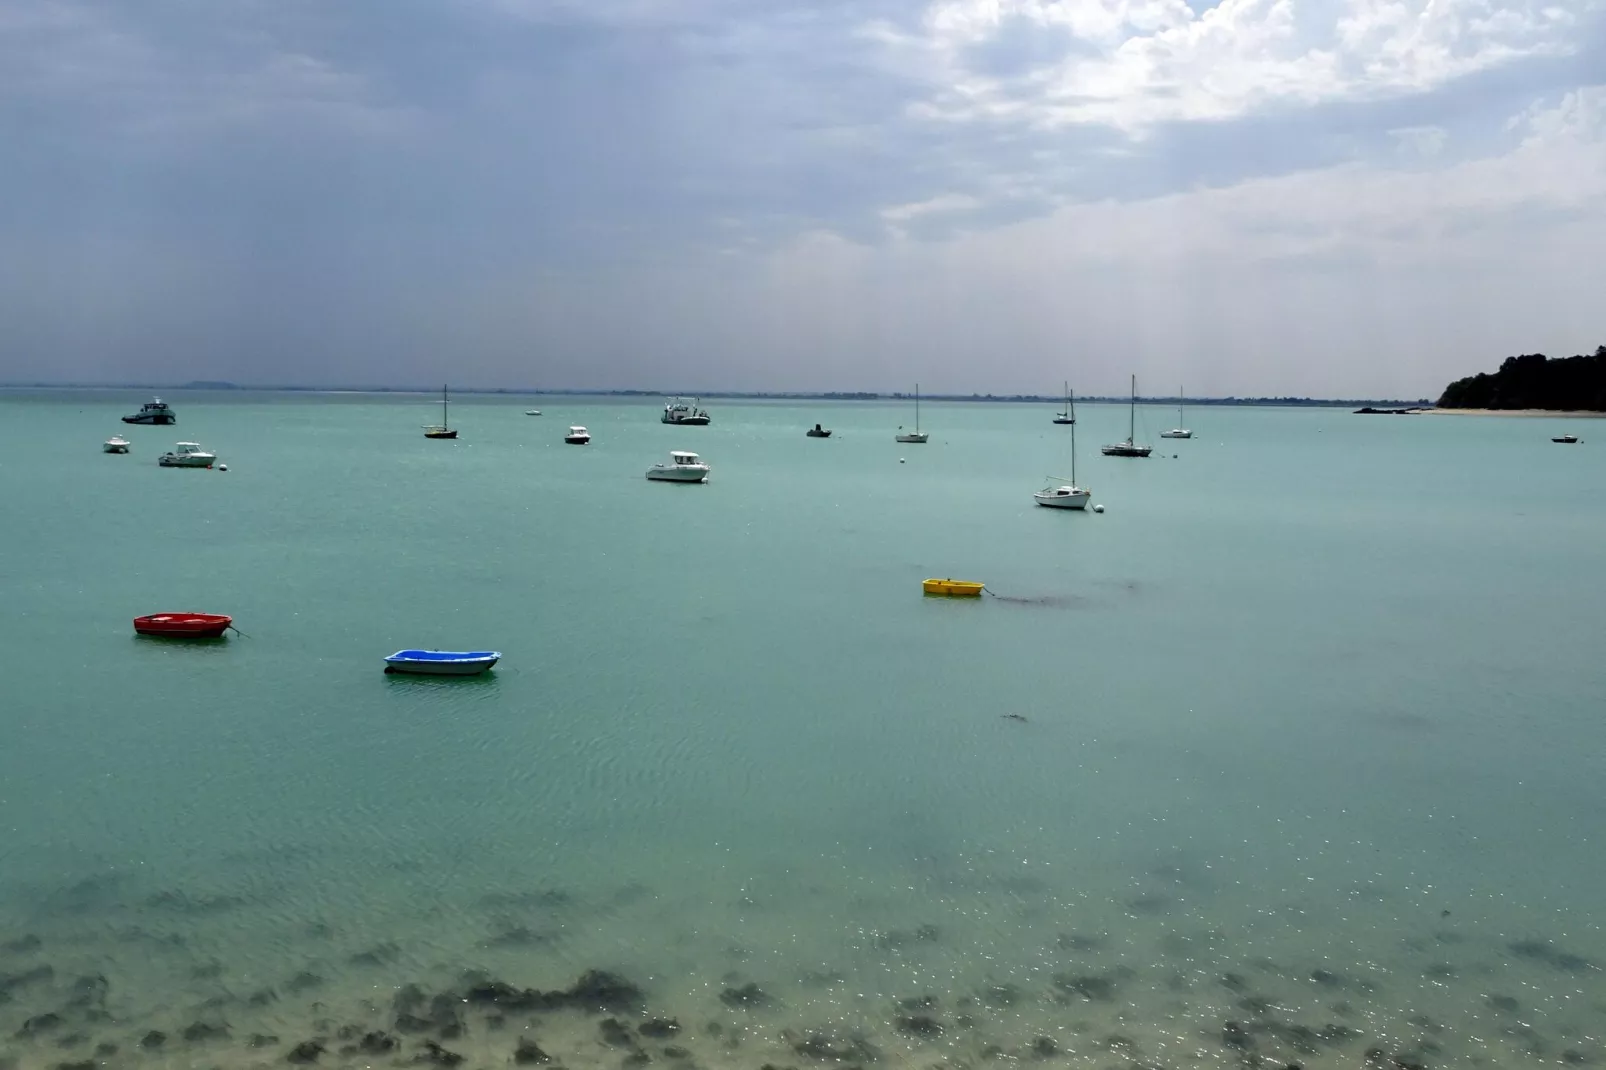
[814,423,822,432]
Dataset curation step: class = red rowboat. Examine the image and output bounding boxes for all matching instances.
[133,612,233,638]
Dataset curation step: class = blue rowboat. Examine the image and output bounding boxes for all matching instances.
[383,650,501,675]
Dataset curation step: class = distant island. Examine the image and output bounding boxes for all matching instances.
[1439,346,1606,411]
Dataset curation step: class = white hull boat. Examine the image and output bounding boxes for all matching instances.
[1036,386,1091,509]
[103,437,131,454]
[565,426,590,444]
[662,398,711,425]
[647,451,710,482]
[896,383,929,443]
[1160,387,1192,438]
[158,442,216,467]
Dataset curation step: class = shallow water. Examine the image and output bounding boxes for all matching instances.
[1,391,1604,1069]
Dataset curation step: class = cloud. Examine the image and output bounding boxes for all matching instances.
[870,0,1598,134]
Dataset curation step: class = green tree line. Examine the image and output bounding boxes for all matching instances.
[1438,346,1606,410]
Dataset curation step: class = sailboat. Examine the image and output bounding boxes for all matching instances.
[1160,387,1192,439]
[1035,387,1090,509]
[1053,381,1075,424]
[525,389,541,416]
[424,385,458,439]
[895,383,929,443]
[1101,375,1152,457]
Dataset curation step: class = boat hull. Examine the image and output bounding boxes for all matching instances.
[424,429,458,439]
[158,454,215,467]
[134,613,232,638]
[923,578,984,597]
[122,414,175,425]
[662,416,711,425]
[646,467,709,482]
[104,442,130,453]
[565,437,589,444]
[895,433,929,443]
[1053,417,1075,425]
[1101,444,1152,457]
[806,429,832,438]
[384,650,500,675]
[1035,489,1090,509]
[1160,430,1192,439]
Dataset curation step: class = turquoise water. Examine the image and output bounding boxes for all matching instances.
[2,390,1604,1069]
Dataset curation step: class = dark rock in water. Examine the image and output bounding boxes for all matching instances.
[67,974,109,1011]
[895,1015,943,1037]
[720,983,770,1008]
[1100,1034,1138,1053]
[914,924,940,941]
[600,1019,636,1048]
[1316,1024,1356,1046]
[639,1019,681,1039]
[287,971,325,993]
[792,1031,880,1062]
[182,1021,230,1042]
[0,964,55,995]
[1309,969,1342,987]
[1561,1049,1591,1065]
[55,1031,88,1048]
[359,1032,398,1055]
[662,1045,691,1060]
[250,1034,281,1048]
[565,969,645,1013]
[466,980,544,1011]
[348,943,401,967]
[1,934,42,954]
[1030,1037,1058,1058]
[247,987,279,1006]
[394,984,428,1014]
[17,1012,65,1037]
[396,1014,436,1035]
[1391,1057,1427,1070]
[1003,713,1028,722]
[980,983,1019,1007]
[622,1049,652,1067]
[1238,995,1276,1015]
[1052,973,1117,1001]
[140,1030,167,1049]
[704,1022,724,1037]
[287,1040,326,1063]
[981,1044,1006,1059]
[1487,994,1520,1014]
[1364,1047,1388,1064]
[954,1015,975,1029]
[190,961,225,980]
[417,1040,465,1066]
[1219,972,1248,992]
[1423,963,1456,979]
[897,995,937,1011]
[1222,1021,1252,1050]
[93,1043,117,1057]
[514,1038,552,1065]
[53,1061,94,1070]
[484,926,556,949]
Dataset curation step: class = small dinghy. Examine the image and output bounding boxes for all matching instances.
[384,650,501,675]
[134,612,233,638]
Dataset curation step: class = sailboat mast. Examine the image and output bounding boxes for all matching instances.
[1179,386,1184,425]
[1129,375,1136,441]
[1070,388,1077,484]
[443,384,449,429]
[915,383,920,433]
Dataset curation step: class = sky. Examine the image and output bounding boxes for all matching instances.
[0,0,1603,397]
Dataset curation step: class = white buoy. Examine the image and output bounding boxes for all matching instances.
[1093,504,1104,513]
[218,464,228,471]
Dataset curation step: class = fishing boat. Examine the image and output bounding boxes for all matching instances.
[1101,375,1152,457]
[1160,387,1192,438]
[103,436,131,454]
[1053,381,1075,424]
[424,385,457,439]
[662,398,711,425]
[565,426,591,444]
[384,650,501,675]
[133,612,233,638]
[923,578,984,597]
[158,442,217,467]
[122,397,176,425]
[806,424,832,438]
[1036,387,1091,509]
[896,384,929,443]
[1553,434,1579,443]
[646,450,710,482]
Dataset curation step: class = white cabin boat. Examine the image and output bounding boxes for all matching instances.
[158,442,216,467]
[1035,386,1091,509]
[564,426,591,444]
[1160,387,1192,438]
[662,398,711,425]
[103,436,131,454]
[646,451,710,482]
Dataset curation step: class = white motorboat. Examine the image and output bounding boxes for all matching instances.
[103,436,131,454]
[1160,387,1192,438]
[1036,387,1091,509]
[525,409,542,416]
[1102,375,1153,457]
[158,442,217,467]
[895,383,929,443]
[564,426,590,444]
[646,450,710,482]
[662,398,711,425]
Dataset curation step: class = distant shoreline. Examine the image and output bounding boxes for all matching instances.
[1427,408,1606,418]
[0,383,1432,408]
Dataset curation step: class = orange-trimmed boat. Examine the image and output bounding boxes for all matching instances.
[133,612,233,638]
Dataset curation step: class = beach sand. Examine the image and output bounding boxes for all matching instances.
[1425,408,1606,417]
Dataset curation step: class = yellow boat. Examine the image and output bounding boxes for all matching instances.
[923,578,985,597]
